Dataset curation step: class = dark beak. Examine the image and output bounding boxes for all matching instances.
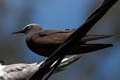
[12,29,25,34]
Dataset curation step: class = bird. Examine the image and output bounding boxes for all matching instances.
[12,24,113,57]
[0,55,80,80]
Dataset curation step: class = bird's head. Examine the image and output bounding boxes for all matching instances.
[12,24,42,34]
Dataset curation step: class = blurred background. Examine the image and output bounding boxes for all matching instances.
[0,0,120,80]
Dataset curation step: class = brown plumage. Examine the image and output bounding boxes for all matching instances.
[12,24,113,57]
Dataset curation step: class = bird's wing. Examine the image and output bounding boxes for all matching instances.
[32,29,112,45]
[31,30,112,46]
[31,30,72,45]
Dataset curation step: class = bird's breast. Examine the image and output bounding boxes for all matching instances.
[26,39,58,57]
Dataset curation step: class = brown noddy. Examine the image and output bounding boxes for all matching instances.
[12,24,113,57]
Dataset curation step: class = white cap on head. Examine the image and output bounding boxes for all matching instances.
[23,24,42,30]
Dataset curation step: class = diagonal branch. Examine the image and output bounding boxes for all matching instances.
[28,0,118,80]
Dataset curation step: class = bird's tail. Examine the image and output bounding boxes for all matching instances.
[68,43,113,55]
[81,35,112,42]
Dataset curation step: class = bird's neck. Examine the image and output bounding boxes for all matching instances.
[25,30,40,42]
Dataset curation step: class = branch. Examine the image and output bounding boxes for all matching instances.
[0,55,80,80]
